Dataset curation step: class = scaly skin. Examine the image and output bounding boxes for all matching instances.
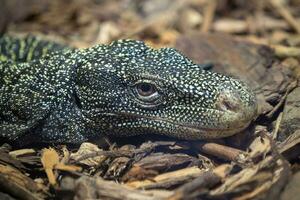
[0,35,257,143]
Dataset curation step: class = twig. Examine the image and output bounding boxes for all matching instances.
[201,0,217,33]
[193,142,248,162]
[272,45,300,58]
[167,171,221,200]
[0,174,41,200]
[260,133,292,200]
[71,143,155,164]
[127,167,205,190]
[268,0,300,33]
[72,176,173,200]
[213,16,289,33]
[266,80,297,118]
[272,112,282,140]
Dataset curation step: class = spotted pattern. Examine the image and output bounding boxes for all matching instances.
[0,35,257,143]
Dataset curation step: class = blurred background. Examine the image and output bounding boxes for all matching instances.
[1,0,300,49]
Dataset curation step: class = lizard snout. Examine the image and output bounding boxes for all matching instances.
[214,81,258,130]
[215,81,257,114]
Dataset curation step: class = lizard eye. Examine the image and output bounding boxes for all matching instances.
[136,82,157,96]
[131,81,164,108]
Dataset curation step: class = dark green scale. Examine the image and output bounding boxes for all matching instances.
[0,35,257,144]
[0,35,69,62]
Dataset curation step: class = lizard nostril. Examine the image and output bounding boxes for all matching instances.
[221,96,239,111]
[215,89,241,112]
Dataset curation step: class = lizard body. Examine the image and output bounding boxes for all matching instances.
[0,35,257,143]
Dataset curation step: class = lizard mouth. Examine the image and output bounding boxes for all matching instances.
[95,110,252,139]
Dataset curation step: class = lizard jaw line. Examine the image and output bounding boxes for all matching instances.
[107,111,251,137]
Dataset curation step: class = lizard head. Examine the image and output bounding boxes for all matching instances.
[76,40,258,139]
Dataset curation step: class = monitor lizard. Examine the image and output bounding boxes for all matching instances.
[0,35,257,143]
